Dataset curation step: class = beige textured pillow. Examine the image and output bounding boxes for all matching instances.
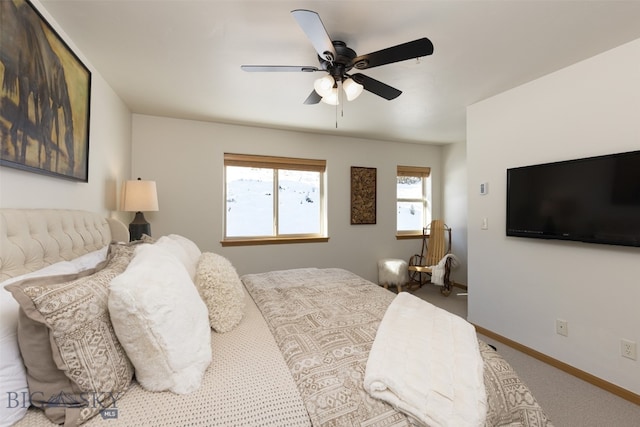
[139,233,156,244]
[195,252,245,332]
[4,244,135,426]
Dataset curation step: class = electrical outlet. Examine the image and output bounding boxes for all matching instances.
[621,339,637,360]
[556,319,568,337]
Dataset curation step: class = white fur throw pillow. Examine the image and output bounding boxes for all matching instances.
[168,234,201,269]
[195,253,245,333]
[154,236,196,280]
[109,244,211,394]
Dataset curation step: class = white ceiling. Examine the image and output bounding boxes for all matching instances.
[39,0,640,145]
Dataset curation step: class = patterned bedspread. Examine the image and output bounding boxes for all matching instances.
[243,268,410,426]
[243,268,553,427]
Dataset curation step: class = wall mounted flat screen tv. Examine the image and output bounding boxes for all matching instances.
[506,150,640,248]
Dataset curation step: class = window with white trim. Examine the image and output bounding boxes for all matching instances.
[397,165,431,235]
[223,153,327,243]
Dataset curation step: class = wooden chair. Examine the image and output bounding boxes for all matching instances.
[407,219,453,296]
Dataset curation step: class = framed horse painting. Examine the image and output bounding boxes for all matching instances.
[0,0,91,182]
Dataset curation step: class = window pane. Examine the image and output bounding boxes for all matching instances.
[226,166,274,236]
[397,201,424,231]
[278,170,321,234]
[397,176,423,198]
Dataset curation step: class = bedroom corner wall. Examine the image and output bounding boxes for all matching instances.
[442,141,468,286]
[131,115,447,284]
[467,38,640,394]
[0,0,132,222]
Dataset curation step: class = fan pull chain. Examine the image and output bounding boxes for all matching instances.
[340,81,344,118]
[335,80,341,128]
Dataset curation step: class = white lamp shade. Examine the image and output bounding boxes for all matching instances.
[313,75,335,97]
[343,78,364,101]
[320,87,340,105]
[121,180,159,212]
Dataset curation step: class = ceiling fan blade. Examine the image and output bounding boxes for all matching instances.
[351,37,434,70]
[241,65,319,72]
[351,73,402,100]
[291,9,337,62]
[303,90,322,105]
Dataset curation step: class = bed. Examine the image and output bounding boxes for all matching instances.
[0,209,552,427]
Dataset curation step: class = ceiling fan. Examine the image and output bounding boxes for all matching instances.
[241,9,434,105]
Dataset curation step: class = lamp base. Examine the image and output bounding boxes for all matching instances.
[129,211,151,241]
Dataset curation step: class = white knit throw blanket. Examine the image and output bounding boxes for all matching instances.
[430,253,460,286]
[364,292,487,427]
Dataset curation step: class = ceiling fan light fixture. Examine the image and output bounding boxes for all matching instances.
[242,10,434,106]
[320,87,340,105]
[314,75,335,97]
[343,78,364,101]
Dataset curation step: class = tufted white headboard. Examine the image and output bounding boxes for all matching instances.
[0,209,129,281]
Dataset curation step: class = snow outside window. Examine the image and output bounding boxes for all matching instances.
[224,154,326,241]
[397,166,431,235]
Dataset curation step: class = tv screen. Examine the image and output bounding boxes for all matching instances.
[506,150,640,247]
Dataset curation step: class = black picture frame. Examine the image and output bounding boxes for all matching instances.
[0,0,91,182]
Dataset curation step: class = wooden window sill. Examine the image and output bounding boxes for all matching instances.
[221,237,329,247]
[396,233,427,240]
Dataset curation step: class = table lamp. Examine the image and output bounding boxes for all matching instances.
[121,178,159,241]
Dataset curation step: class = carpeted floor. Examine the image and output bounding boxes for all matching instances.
[408,283,640,426]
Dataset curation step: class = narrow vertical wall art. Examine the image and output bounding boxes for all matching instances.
[350,166,376,224]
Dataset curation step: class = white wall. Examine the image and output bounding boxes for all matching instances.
[0,0,132,220]
[443,142,468,285]
[467,39,640,394]
[132,114,447,283]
